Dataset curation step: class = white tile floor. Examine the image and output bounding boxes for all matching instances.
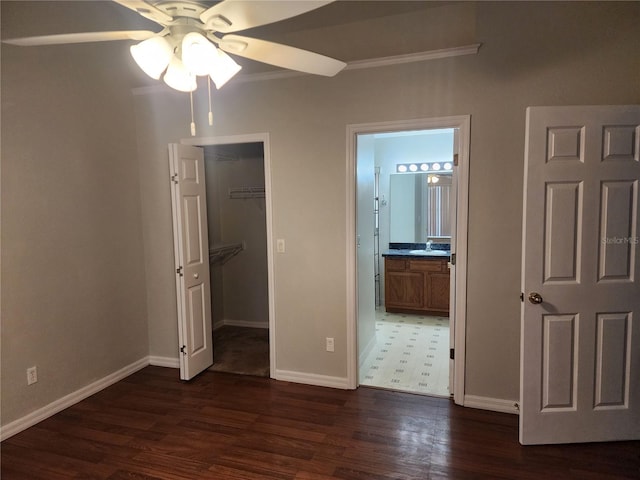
[360,309,450,397]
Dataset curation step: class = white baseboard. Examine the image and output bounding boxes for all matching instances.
[223,319,269,329]
[464,394,520,415]
[0,357,149,441]
[148,356,180,368]
[213,320,225,331]
[274,369,350,390]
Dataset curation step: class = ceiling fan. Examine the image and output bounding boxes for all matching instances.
[4,0,347,91]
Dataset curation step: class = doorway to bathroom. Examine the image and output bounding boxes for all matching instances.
[347,116,469,404]
[177,134,276,379]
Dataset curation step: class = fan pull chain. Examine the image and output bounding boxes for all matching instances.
[189,91,196,137]
[207,77,213,126]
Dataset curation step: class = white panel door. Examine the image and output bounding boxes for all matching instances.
[169,144,213,380]
[521,105,640,445]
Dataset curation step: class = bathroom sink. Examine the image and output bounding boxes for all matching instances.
[409,249,450,256]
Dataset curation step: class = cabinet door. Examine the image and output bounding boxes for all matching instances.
[386,258,407,271]
[426,271,450,312]
[386,271,425,309]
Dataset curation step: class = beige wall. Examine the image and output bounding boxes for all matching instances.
[1,9,149,424]
[135,2,639,399]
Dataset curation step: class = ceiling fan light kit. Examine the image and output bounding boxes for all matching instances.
[4,0,347,134]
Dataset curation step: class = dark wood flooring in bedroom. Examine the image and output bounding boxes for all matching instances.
[1,366,638,479]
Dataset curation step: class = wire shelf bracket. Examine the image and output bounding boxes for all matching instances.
[209,242,245,265]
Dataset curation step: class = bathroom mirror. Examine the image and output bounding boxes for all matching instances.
[389,172,452,243]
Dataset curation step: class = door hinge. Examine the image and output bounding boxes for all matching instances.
[450,348,455,360]
[180,345,187,355]
[176,266,184,277]
[171,173,179,184]
[450,253,456,266]
[453,154,459,167]
[520,292,524,302]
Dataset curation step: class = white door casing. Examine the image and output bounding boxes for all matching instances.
[181,133,275,378]
[169,143,213,380]
[448,131,460,396]
[346,115,470,404]
[520,105,640,445]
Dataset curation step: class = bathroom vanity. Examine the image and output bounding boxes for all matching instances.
[383,248,450,316]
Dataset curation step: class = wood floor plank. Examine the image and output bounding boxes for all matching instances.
[2,366,639,480]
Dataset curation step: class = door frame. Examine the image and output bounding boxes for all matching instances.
[346,116,470,405]
[181,133,276,376]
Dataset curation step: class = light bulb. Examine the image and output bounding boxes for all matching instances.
[163,57,197,92]
[182,32,217,76]
[209,50,242,89]
[130,36,172,80]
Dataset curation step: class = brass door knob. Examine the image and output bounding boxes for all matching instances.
[528,292,543,304]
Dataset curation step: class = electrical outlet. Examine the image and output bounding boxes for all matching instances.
[326,337,335,352]
[27,366,38,385]
[276,239,286,253]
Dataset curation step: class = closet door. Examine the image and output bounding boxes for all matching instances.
[169,144,213,380]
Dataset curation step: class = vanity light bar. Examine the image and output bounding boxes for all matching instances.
[395,162,453,173]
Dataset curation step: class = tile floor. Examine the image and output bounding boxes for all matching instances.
[360,309,450,397]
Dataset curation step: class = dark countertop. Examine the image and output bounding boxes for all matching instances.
[382,249,451,258]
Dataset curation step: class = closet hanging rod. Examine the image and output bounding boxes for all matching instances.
[228,186,265,199]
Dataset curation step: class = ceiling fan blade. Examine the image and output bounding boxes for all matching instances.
[3,31,156,47]
[201,0,334,33]
[218,34,346,77]
[112,0,173,25]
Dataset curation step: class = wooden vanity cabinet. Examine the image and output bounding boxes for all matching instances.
[384,257,450,316]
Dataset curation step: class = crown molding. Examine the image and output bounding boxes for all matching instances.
[344,43,481,71]
[131,43,481,95]
[235,43,482,83]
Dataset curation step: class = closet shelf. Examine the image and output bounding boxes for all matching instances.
[229,186,265,199]
[209,242,244,265]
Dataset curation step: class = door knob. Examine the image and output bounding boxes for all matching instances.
[194,273,199,279]
[528,292,543,304]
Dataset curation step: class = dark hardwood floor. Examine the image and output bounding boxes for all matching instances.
[1,366,638,479]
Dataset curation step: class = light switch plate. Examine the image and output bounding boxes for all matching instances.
[326,337,335,352]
